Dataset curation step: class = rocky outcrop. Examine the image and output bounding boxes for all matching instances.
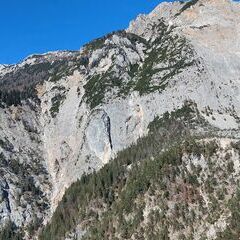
[0,103,51,237]
[0,0,240,238]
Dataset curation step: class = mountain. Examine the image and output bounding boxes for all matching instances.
[0,0,240,239]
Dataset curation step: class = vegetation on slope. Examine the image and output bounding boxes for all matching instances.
[0,221,23,240]
[39,102,240,240]
[134,21,194,95]
[39,103,193,239]
[0,53,84,108]
[176,0,199,17]
[50,93,67,118]
[83,21,195,109]
[0,87,39,108]
[82,31,148,109]
[0,21,195,110]
[0,137,49,240]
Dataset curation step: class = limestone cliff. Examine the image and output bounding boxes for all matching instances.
[0,0,240,239]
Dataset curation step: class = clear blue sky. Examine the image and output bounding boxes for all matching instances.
[0,0,174,64]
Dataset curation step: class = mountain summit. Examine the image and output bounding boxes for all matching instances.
[0,0,240,239]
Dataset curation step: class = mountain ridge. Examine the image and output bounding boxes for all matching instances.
[0,0,240,239]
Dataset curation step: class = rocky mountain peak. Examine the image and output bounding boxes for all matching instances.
[128,0,239,38]
[198,0,231,4]
[0,1,240,239]
[0,65,6,71]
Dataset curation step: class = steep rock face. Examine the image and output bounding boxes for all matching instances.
[40,102,240,240]
[128,0,240,116]
[0,0,240,238]
[0,103,51,235]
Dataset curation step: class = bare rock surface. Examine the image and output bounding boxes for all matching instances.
[0,0,240,238]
